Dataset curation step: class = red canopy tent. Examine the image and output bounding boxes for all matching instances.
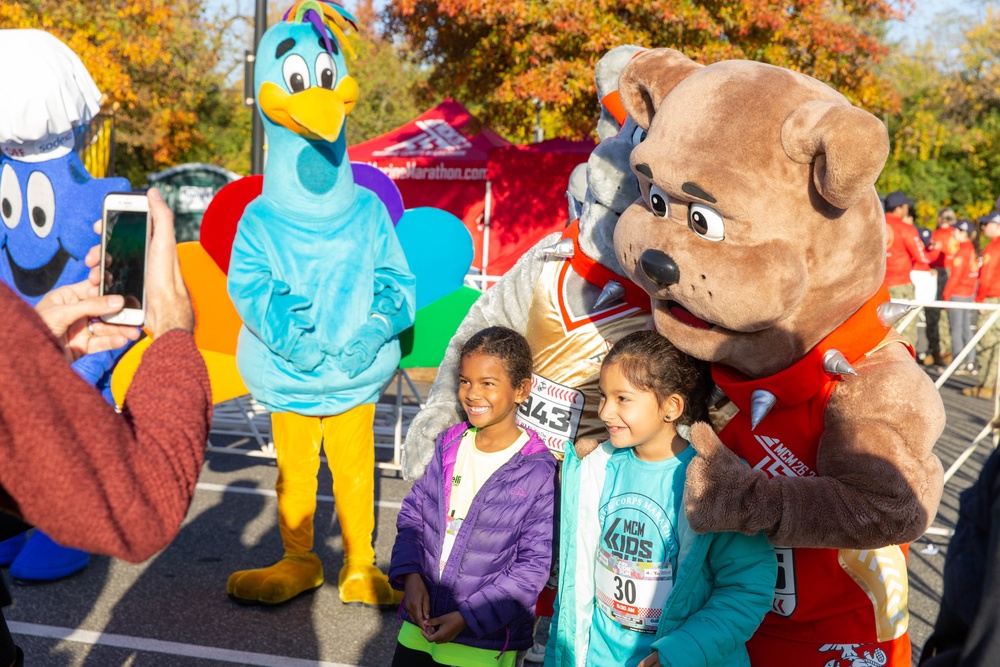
[348,99,509,270]
[349,101,595,281]
[483,138,595,276]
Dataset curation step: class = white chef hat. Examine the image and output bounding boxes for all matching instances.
[0,29,102,162]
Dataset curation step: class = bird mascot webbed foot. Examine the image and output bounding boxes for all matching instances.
[227,553,324,605]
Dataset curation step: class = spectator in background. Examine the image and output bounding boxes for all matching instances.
[944,218,980,375]
[919,445,1000,667]
[964,211,1000,399]
[884,191,932,348]
[925,208,959,366]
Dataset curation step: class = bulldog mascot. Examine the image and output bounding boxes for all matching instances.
[612,49,945,666]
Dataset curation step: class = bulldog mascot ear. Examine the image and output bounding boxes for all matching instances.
[781,99,889,210]
[618,48,702,130]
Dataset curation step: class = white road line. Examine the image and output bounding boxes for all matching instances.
[8,621,360,667]
[194,482,403,509]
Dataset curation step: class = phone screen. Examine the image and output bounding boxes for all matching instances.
[104,210,147,309]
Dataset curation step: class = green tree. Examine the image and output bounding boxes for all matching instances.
[878,7,1000,226]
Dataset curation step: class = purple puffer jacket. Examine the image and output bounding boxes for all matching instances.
[390,421,556,652]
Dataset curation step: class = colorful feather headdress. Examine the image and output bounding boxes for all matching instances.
[282,0,359,60]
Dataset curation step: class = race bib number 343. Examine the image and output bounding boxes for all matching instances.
[516,374,585,454]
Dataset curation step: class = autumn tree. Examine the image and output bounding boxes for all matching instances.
[878,7,1000,226]
[385,0,909,142]
[0,0,250,184]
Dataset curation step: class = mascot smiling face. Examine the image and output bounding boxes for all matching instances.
[0,29,129,305]
[0,154,127,302]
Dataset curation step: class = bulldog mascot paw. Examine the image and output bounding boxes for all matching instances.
[614,48,945,666]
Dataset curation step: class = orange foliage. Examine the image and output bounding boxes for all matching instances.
[387,0,909,142]
[0,0,228,180]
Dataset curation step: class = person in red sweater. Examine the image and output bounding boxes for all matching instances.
[0,189,211,667]
[924,208,959,365]
[944,218,980,375]
[965,211,1000,398]
[884,190,931,347]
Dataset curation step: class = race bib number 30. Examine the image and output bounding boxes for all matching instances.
[595,548,672,634]
[516,374,584,454]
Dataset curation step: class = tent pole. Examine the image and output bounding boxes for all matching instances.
[482,179,492,288]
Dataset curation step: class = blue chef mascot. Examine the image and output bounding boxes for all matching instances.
[0,29,131,581]
[225,1,415,606]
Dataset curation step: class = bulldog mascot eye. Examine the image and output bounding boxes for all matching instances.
[688,203,724,241]
[646,183,669,218]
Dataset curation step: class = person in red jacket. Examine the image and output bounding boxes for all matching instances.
[884,191,931,347]
[944,218,980,374]
[965,211,1000,398]
[924,208,959,365]
[0,189,210,667]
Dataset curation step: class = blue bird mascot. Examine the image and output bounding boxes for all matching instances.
[0,29,131,581]
[225,1,415,606]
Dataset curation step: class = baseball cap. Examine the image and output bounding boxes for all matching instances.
[981,210,1000,226]
[884,191,915,211]
[954,218,974,234]
[918,227,932,246]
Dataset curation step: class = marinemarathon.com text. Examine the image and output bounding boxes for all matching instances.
[370,161,488,181]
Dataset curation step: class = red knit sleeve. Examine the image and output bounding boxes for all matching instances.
[0,285,211,562]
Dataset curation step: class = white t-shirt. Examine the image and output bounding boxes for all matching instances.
[439,427,530,573]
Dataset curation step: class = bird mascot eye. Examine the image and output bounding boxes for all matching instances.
[630,124,647,147]
[0,163,21,229]
[688,204,725,242]
[645,184,669,218]
[282,54,311,93]
[26,171,55,239]
[315,52,336,90]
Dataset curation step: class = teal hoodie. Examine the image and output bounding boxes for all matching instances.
[546,441,777,667]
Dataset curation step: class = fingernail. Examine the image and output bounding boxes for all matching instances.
[148,189,162,202]
[107,295,124,308]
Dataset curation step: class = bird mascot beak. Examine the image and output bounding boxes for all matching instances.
[258,75,359,143]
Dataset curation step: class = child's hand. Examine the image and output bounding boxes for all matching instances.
[423,611,467,644]
[402,573,430,632]
[637,650,661,667]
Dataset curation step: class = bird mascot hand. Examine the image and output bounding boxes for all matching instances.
[335,315,392,379]
[684,422,772,536]
[289,333,326,373]
[271,280,315,331]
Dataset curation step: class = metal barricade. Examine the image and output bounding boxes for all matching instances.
[893,298,1000,537]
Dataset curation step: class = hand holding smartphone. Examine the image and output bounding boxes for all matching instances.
[100,193,150,326]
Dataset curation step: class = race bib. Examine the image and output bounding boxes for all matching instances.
[595,547,672,633]
[516,374,584,454]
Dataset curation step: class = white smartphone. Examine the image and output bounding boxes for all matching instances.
[100,192,150,326]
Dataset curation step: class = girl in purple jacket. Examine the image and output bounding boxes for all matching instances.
[390,326,556,667]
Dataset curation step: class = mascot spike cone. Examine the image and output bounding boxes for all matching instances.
[0,29,131,582]
[225,1,414,606]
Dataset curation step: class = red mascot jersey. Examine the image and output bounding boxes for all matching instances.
[712,286,912,667]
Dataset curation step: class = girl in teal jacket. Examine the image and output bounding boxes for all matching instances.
[545,331,776,667]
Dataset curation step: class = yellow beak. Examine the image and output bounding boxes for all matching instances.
[258,75,359,142]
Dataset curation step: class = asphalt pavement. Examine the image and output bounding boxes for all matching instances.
[3,366,994,666]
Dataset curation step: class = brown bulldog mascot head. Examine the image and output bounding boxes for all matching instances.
[611,48,944,553]
[614,48,889,379]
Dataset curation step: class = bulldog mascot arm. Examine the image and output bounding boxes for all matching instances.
[401,46,652,480]
[613,49,944,666]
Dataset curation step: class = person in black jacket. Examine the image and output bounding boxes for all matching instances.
[920,445,1000,666]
